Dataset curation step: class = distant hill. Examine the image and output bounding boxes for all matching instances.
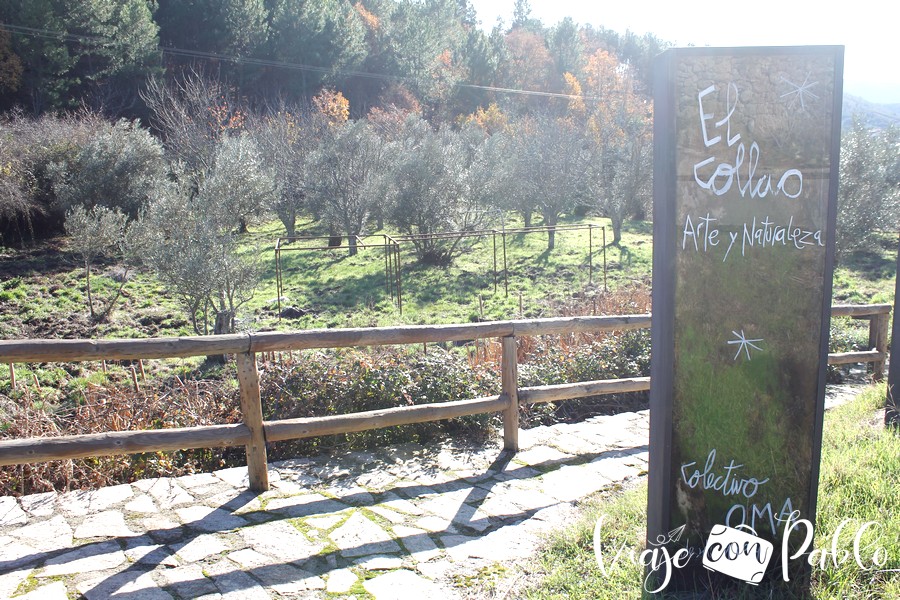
[842,94,900,129]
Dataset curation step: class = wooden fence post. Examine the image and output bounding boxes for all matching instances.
[501,336,519,452]
[870,313,890,382]
[236,352,269,492]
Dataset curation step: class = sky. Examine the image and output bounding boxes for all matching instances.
[470,0,900,105]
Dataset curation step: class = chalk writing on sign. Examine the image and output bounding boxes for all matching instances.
[693,83,804,199]
[680,449,796,536]
[683,82,825,262]
[780,74,819,112]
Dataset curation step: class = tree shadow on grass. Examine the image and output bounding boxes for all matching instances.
[839,247,896,281]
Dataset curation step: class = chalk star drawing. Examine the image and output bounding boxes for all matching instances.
[727,330,764,361]
[780,73,820,112]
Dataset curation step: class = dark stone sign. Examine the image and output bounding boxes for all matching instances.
[648,46,844,592]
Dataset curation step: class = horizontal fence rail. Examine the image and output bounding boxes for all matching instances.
[0,304,891,492]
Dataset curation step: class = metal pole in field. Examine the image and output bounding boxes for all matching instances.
[493,230,498,294]
[602,227,608,292]
[588,224,593,285]
[500,212,509,298]
[384,236,391,297]
[275,241,282,320]
[887,232,900,427]
[395,243,403,315]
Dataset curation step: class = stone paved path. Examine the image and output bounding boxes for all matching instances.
[0,382,866,599]
[0,409,649,599]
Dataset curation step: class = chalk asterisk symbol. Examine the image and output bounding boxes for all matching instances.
[727,330,764,361]
[780,74,819,112]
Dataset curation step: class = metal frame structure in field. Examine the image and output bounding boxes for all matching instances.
[274,234,403,316]
[274,223,608,321]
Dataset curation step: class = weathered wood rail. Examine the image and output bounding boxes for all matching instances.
[0,304,890,492]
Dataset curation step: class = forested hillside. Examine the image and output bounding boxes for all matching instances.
[0,0,666,120]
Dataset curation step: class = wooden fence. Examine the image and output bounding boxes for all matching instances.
[0,304,890,492]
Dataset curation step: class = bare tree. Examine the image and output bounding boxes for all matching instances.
[141,70,240,176]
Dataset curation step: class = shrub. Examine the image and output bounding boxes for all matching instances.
[0,376,244,495]
[259,346,500,458]
[0,110,102,240]
[50,118,167,218]
[521,330,651,424]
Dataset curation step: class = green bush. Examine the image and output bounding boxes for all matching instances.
[520,330,651,424]
[260,346,501,458]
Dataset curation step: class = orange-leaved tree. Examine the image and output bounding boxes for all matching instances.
[581,49,653,244]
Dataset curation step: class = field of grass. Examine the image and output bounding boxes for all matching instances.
[246,215,653,330]
[0,216,892,338]
[517,384,900,599]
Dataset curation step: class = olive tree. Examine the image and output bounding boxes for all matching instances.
[837,117,900,256]
[140,135,275,337]
[305,119,386,256]
[65,205,138,322]
[50,119,167,218]
[248,106,326,238]
[382,116,492,264]
[506,116,590,250]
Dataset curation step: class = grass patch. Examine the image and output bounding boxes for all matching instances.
[520,385,900,599]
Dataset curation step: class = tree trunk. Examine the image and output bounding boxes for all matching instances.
[611,214,624,245]
[278,206,297,238]
[547,226,556,250]
[521,210,532,228]
[328,223,342,247]
[207,300,234,364]
[348,232,358,256]
[214,310,234,335]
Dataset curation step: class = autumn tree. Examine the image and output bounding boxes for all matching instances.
[0,29,23,104]
[582,50,653,244]
[502,28,553,113]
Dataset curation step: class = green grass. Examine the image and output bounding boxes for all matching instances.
[244,214,653,330]
[0,215,891,342]
[519,385,900,599]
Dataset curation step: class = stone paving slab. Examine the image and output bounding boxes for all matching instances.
[0,410,650,598]
[0,387,859,598]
